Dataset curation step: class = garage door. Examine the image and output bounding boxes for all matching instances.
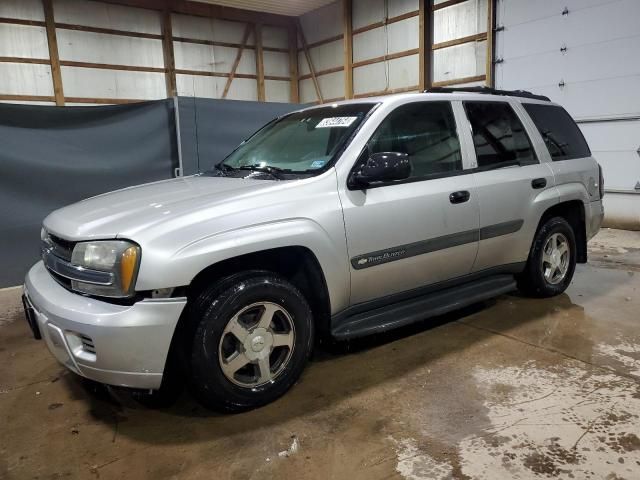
[493,0,640,228]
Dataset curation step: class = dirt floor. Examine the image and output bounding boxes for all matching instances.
[1,228,639,480]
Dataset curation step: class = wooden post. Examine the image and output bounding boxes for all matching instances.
[161,10,177,97]
[254,23,266,101]
[297,20,323,103]
[222,24,252,99]
[343,0,353,99]
[486,0,496,87]
[288,24,299,103]
[42,0,64,105]
[418,0,432,91]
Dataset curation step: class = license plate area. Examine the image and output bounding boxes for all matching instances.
[22,294,42,340]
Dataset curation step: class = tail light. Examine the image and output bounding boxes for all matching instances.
[598,164,604,199]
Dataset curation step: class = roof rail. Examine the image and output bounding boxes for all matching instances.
[424,86,550,102]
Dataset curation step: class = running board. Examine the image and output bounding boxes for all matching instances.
[331,275,517,340]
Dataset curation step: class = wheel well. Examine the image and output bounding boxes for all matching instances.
[539,200,587,263]
[187,246,332,338]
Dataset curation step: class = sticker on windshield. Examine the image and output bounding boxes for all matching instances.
[316,116,358,128]
[310,160,325,169]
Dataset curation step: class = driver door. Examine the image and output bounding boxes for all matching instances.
[338,101,480,306]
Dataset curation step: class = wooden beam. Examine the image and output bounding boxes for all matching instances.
[352,10,419,35]
[343,0,353,99]
[352,48,419,69]
[432,32,487,51]
[161,11,177,96]
[254,23,266,101]
[97,0,293,28]
[353,84,419,99]
[297,34,343,52]
[432,0,469,11]
[55,23,162,40]
[432,74,486,87]
[222,24,252,99]
[42,0,64,106]
[419,0,426,90]
[297,20,323,103]
[0,94,55,102]
[486,0,496,87]
[288,25,299,103]
[0,17,45,27]
[0,56,50,65]
[59,60,165,72]
[65,97,145,104]
[298,65,343,81]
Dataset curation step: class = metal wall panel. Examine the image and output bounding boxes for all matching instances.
[353,27,386,63]
[265,79,291,103]
[56,30,165,68]
[433,0,487,44]
[433,40,486,83]
[387,0,419,18]
[61,67,166,99]
[53,0,161,34]
[0,63,53,96]
[173,41,256,75]
[299,1,342,44]
[306,39,344,73]
[353,54,419,95]
[0,0,44,21]
[299,70,344,102]
[171,14,255,45]
[352,0,384,30]
[0,24,49,59]
[261,26,288,49]
[176,74,258,101]
[263,50,289,77]
[353,17,418,61]
[387,16,419,54]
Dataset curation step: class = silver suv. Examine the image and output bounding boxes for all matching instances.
[23,88,604,411]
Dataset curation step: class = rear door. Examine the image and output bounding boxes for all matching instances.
[462,100,557,272]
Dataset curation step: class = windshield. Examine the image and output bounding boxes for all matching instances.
[220,103,376,174]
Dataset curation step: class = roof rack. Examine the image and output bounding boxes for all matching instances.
[424,86,550,102]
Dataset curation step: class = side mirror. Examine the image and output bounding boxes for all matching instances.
[350,152,411,188]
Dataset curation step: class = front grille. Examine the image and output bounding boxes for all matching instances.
[79,334,96,354]
[47,234,75,262]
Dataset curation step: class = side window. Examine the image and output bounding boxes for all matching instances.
[523,103,591,161]
[367,101,462,179]
[464,101,537,169]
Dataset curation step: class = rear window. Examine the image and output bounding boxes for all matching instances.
[523,104,591,161]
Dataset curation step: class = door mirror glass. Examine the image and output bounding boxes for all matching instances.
[350,152,411,188]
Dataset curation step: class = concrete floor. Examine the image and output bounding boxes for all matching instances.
[1,229,639,480]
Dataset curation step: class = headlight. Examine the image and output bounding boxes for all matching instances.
[70,240,141,298]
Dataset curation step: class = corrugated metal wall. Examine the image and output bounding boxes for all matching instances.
[0,0,294,105]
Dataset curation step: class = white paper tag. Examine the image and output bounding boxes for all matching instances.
[316,116,358,128]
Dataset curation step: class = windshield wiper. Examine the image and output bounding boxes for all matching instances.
[213,163,236,175]
[238,164,289,179]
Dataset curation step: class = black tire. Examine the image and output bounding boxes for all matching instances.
[518,216,577,298]
[187,271,314,412]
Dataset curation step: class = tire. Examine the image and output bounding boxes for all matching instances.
[187,271,314,412]
[518,216,577,298]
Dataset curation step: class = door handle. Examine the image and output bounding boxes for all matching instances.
[531,178,547,189]
[449,190,470,204]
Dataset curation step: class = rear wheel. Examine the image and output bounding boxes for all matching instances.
[518,216,577,297]
[188,271,314,412]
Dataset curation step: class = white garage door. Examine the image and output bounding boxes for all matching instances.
[494,0,640,228]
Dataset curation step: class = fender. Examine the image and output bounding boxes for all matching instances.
[135,218,351,315]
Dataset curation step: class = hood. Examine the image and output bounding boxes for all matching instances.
[43,175,285,240]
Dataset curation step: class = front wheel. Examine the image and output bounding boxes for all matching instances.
[518,216,577,298]
[188,272,314,412]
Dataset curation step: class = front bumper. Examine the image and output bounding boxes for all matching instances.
[24,261,187,389]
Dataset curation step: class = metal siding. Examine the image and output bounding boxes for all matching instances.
[352,0,384,30]
[56,30,165,68]
[261,26,288,49]
[53,0,161,34]
[264,79,291,102]
[353,61,387,95]
[299,1,343,44]
[263,50,289,77]
[61,67,165,99]
[0,62,53,96]
[433,0,488,44]
[176,74,258,101]
[170,14,255,46]
[308,39,344,71]
[387,0,419,18]
[0,24,49,59]
[173,41,256,75]
[0,0,44,21]
[433,40,487,83]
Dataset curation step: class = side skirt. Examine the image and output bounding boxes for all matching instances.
[330,273,519,340]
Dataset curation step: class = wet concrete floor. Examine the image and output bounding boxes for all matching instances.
[1,228,639,479]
